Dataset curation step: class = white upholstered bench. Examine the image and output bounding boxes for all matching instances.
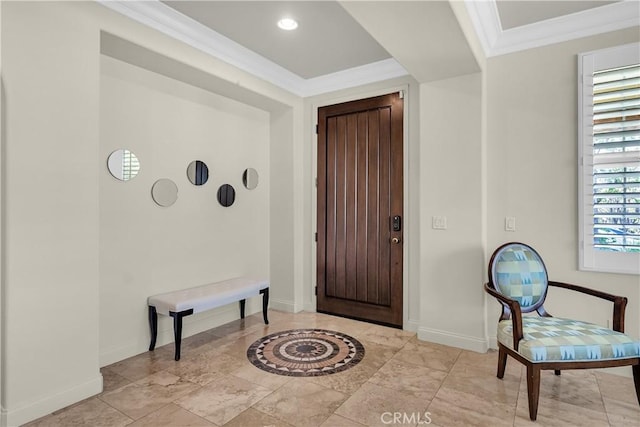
[148,277,269,360]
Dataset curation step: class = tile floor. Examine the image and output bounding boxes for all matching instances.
[26,310,639,427]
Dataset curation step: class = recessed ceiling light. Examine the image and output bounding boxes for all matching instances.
[277,17,298,31]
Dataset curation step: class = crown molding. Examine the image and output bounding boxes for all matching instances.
[97,0,407,97]
[465,0,640,58]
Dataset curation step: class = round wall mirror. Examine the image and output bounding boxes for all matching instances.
[217,184,236,207]
[187,160,209,186]
[151,179,178,207]
[107,149,140,181]
[242,168,259,190]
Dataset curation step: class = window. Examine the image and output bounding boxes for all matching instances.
[579,43,640,274]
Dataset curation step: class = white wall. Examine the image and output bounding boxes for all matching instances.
[419,73,485,351]
[0,2,303,425]
[99,56,270,365]
[486,27,640,364]
[1,1,638,425]
[1,3,102,425]
[269,106,298,312]
[0,1,4,420]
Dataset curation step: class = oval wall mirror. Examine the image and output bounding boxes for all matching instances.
[187,160,209,186]
[151,179,178,207]
[242,168,259,190]
[217,184,236,207]
[107,149,140,181]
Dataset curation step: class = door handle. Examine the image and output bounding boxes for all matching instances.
[391,237,401,244]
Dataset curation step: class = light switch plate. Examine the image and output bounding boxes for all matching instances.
[505,216,516,232]
[432,216,447,230]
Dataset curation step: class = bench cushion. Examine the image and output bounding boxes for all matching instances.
[148,277,269,316]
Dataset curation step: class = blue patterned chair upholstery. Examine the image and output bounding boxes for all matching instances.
[485,242,640,421]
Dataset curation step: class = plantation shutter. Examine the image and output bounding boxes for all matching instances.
[591,64,640,252]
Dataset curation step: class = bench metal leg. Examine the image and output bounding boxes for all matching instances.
[148,306,158,351]
[260,288,269,324]
[169,309,194,361]
[239,299,246,319]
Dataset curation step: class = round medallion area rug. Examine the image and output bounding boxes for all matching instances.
[246,329,365,377]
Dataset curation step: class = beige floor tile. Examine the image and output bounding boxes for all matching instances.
[24,398,133,427]
[319,414,366,427]
[392,338,461,373]
[455,349,524,379]
[305,360,379,395]
[265,321,325,334]
[334,381,430,427]
[99,371,200,420]
[223,407,295,427]
[246,309,295,326]
[313,317,378,340]
[175,374,272,425]
[523,370,605,412]
[207,316,268,342]
[443,357,521,406]
[253,378,348,427]
[369,358,447,400]
[24,311,639,427]
[230,359,294,391]
[179,330,223,352]
[595,370,639,405]
[210,329,272,359]
[513,393,610,427]
[100,367,132,395]
[593,371,640,427]
[427,387,515,427]
[358,325,415,349]
[127,403,214,426]
[165,352,245,386]
[602,398,640,427]
[105,348,176,382]
[358,339,401,370]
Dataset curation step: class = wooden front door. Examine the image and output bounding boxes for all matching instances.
[317,92,403,327]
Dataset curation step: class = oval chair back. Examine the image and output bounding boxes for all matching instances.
[488,242,549,315]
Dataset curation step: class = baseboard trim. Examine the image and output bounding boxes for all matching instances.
[405,319,419,333]
[5,374,102,427]
[488,336,498,350]
[270,298,297,313]
[418,326,489,353]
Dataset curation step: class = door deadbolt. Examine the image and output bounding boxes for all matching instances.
[392,215,402,232]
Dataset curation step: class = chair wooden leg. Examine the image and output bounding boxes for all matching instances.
[633,364,640,405]
[526,364,541,421]
[497,346,507,379]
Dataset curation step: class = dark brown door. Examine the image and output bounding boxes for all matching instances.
[317,92,403,327]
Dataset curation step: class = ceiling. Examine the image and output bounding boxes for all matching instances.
[100,0,639,96]
[495,0,617,30]
[162,1,391,79]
